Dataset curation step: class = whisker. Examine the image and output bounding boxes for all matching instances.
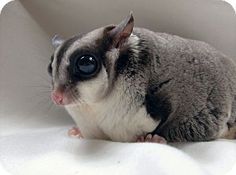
[26,85,51,88]
[70,91,80,104]
[26,91,51,102]
[43,100,55,114]
[29,72,51,84]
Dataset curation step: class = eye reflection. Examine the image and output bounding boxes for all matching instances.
[73,54,100,78]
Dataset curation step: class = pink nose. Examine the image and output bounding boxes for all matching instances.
[51,90,64,105]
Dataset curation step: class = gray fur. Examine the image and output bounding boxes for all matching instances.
[135,28,236,141]
[49,15,236,142]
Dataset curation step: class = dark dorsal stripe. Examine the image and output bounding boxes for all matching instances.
[56,35,82,74]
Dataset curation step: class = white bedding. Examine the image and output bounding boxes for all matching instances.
[1,0,236,175]
[0,125,236,175]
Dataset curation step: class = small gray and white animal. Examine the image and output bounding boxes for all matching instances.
[48,13,236,143]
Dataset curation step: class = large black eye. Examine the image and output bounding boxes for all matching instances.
[73,54,99,78]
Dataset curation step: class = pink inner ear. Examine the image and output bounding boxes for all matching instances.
[121,24,133,38]
[115,24,133,48]
[109,13,134,48]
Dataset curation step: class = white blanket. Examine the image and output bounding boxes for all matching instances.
[0,126,236,175]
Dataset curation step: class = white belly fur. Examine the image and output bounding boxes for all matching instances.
[66,99,159,142]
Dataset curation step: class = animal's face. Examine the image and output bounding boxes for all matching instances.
[48,13,135,106]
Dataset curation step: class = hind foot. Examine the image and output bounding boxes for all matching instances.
[137,134,167,144]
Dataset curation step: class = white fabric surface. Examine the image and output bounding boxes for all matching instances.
[0,126,236,175]
[1,0,236,175]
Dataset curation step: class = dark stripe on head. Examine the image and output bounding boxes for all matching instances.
[56,35,83,74]
[47,54,54,76]
[137,38,152,66]
[115,48,133,78]
[94,26,115,76]
[114,36,151,79]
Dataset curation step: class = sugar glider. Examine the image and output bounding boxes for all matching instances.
[48,13,236,143]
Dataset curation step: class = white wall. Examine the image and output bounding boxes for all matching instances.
[0,0,236,135]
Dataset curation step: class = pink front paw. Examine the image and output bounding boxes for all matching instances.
[68,127,83,138]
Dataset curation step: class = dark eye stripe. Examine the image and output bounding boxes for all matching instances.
[47,55,54,76]
[56,35,83,74]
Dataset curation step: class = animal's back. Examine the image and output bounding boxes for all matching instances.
[134,27,236,141]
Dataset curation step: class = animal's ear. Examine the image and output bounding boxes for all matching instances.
[51,35,64,48]
[108,12,134,48]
